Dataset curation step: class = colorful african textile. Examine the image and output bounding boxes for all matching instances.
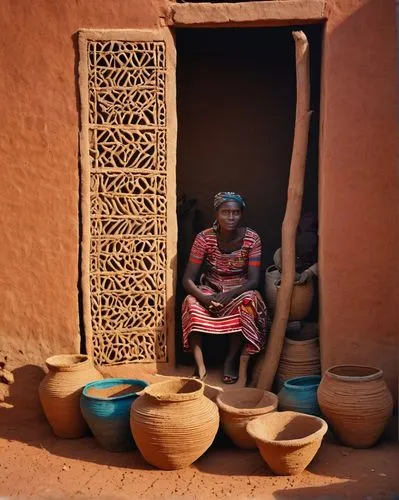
[182,227,268,354]
[214,192,246,210]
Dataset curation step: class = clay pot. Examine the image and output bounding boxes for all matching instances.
[130,378,219,470]
[265,266,314,320]
[317,365,393,448]
[80,378,148,452]
[39,354,103,438]
[216,388,278,449]
[278,376,321,416]
[264,265,281,312]
[275,279,314,321]
[276,337,320,391]
[247,411,328,476]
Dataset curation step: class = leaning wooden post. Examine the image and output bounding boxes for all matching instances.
[256,31,311,391]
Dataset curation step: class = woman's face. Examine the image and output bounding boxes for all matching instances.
[216,201,243,232]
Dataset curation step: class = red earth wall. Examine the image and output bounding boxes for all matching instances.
[0,0,169,365]
[319,0,398,404]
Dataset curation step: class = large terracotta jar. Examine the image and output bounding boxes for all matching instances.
[317,365,393,448]
[130,378,219,470]
[276,337,321,391]
[39,354,103,438]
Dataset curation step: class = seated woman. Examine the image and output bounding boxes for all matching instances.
[181,192,268,384]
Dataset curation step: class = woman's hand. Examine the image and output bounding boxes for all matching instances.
[213,290,236,306]
[298,269,314,284]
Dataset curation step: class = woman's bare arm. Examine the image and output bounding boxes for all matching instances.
[182,261,214,308]
[213,265,260,305]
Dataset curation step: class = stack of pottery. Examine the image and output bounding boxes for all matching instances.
[80,378,148,452]
[39,354,103,438]
[276,337,321,391]
[247,411,328,475]
[318,365,393,448]
[265,265,314,320]
[130,377,219,470]
[216,388,278,449]
[278,375,321,416]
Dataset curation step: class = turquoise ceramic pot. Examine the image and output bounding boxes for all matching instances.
[80,378,148,452]
[278,375,321,416]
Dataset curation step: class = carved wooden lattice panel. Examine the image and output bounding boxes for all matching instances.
[79,30,177,365]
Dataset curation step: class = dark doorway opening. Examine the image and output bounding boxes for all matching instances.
[175,25,322,366]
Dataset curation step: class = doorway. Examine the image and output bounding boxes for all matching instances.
[175,25,322,365]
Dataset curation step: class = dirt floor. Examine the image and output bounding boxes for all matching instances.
[1,363,398,499]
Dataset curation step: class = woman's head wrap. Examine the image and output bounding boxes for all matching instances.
[214,192,246,211]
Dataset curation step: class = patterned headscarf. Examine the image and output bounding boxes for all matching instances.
[214,192,246,211]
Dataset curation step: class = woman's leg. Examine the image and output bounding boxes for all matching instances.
[190,332,207,380]
[223,333,244,383]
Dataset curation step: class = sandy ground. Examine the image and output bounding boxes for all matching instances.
[1,363,398,499]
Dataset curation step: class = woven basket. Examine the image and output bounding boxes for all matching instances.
[130,378,219,470]
[39,354,102,438]
[317,365,393,448]
[276,337,320,391]
[247,411,328,475]
[216,388,278,449]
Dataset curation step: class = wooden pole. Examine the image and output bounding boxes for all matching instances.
[256,31,311,391]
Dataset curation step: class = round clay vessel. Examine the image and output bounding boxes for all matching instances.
[39,354,103,438]
[317,365,393,448]
[80,378,148,452]
[265,265,281,312]
[275,279,314,321]
[130,377,219,470]
[278,376,321,416]
[276,337,320,391]
[216,388,278,449]
[247,411,328,476]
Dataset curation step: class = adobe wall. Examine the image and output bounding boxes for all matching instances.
[320,0,398,404]
[0,0,169,366]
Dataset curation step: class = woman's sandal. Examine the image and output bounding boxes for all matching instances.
[222,373,238,385]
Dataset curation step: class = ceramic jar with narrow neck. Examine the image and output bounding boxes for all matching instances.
[317,365,393,448]
[130,377,219,470]
[39,354,103,438]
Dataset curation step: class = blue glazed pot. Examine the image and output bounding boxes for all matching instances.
[80,378,148,452]
[278,375,321,416]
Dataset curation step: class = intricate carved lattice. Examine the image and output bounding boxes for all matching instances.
[84,39,168,364]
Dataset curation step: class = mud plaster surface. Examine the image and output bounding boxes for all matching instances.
[1,364,398,499]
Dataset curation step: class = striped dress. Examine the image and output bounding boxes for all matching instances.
[182,227,268,355]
